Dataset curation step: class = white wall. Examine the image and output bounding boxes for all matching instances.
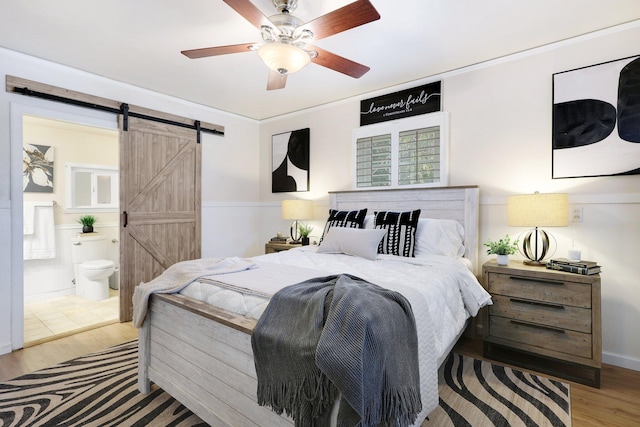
[257,102,356,243]
[258,24,640,371]
[0,47,261,353]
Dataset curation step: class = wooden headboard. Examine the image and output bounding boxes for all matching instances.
[329,186,480,275]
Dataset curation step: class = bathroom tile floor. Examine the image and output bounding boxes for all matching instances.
[24,289,119,346]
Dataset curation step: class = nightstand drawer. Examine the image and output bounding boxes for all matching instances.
[488,273,591,308]
[490,295,591,333]
[489,316,592,359]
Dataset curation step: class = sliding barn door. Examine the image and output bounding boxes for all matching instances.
[119,116,201,321]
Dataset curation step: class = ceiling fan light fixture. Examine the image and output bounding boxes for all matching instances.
[258,42,310,75]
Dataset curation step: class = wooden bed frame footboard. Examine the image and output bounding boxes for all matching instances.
[137,186,480,426]
[138,293,293,426]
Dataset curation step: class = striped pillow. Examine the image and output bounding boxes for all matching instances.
[374,209,421,257]
[319,209,368,243]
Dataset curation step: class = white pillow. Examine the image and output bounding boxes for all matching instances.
[317,227,387,260]
[414,218,465,258]
[364,215,375,229]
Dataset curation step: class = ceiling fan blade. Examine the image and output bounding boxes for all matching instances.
[181,43,255,59]
[309,46,370,78]
[301,0,380,41]
[223,0,272,30]
[267,70,288,90]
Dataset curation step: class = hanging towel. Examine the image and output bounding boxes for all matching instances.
[24,201,55,235]
[23,202,37,235]
[23,205,56,260]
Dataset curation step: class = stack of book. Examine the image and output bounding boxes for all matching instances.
[546,258,601,275]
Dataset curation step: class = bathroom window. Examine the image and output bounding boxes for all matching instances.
[66,163,118,212]
[353,112,448,189]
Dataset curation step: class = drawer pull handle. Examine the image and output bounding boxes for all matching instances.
[510,298,565,310]
[511,320,565,334]
[509,276,564,286]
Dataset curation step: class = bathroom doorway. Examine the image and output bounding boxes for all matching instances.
[21,114,120,346]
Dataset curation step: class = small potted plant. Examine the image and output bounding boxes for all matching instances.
[298,223,313,246]
[78,215,97,233]
[484,234,519,266]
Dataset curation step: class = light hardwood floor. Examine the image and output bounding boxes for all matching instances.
[0,323,638,427]
[0,321,137,382]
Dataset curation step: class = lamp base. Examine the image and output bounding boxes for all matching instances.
[290,220,301,242]
[519,227,556,267]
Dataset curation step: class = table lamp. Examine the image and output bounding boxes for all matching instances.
[507,192,569,266]
[281,199,313,242]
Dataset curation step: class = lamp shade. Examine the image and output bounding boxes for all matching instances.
[258,43,310,74]
[282,199,313,220]
[507,192,569,227]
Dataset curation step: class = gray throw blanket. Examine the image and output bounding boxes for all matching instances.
[251,274,422,427]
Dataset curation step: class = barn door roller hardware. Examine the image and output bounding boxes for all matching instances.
[12,86,224,141]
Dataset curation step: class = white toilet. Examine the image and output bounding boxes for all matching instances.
[71,234,115,301]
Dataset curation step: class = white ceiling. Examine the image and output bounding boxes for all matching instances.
[2,0,640,121]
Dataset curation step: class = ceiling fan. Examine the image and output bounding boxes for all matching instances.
[181,0,380,90]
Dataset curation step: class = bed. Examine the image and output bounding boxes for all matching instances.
[136,186,488,426]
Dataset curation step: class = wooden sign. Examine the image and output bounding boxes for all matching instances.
[360,81,441,126]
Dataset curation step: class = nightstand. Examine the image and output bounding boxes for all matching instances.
[482,260,602,387]
[265,241,302,254]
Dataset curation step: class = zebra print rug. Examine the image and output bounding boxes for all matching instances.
[424,353,571,426]
[0,341,570,426]
[0,340,205,426]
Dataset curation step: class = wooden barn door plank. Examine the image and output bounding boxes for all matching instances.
[119,116,201,321]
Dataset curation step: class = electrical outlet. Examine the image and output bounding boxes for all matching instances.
[572,207,583,222]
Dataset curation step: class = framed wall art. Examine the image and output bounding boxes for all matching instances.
[272,128,310,193]
[552,54,640,178]
[23,143,54,193]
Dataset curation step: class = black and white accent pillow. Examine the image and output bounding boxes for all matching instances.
[374,209,421,257]
[319,209,368,243]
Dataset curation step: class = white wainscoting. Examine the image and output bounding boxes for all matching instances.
[23,223,119,302]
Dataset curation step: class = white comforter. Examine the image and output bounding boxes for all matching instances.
[179,246,492,425]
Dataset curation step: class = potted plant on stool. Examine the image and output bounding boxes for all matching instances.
[78,215,97,233]
[484,234,519,266]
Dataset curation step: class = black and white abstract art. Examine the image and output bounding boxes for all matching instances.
[23,143,54,193]
[272,128,310,193]
[552,54,640,178]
